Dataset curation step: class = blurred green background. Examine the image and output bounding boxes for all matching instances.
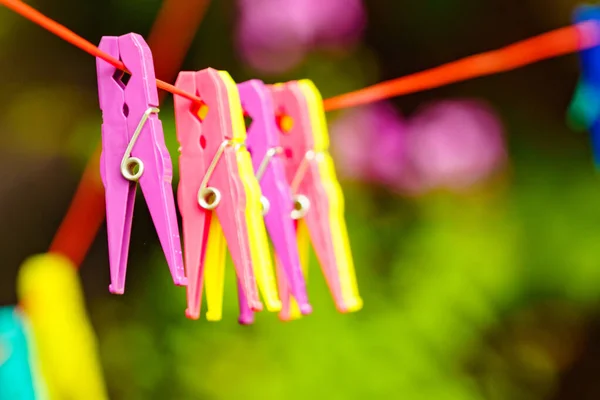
[2,0,600,399]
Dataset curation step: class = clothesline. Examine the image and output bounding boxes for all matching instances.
[1,0,599,269]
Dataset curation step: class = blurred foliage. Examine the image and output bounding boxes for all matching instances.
[2,0,600,399]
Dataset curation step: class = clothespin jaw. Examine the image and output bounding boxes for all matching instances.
[174,69,281,321]
[571,6,600,166]
[238,80,312,318]
[96,33,185,294]
[270,81,362,313]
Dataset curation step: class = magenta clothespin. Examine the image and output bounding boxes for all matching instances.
[237,80,312,322]
[96,33,186,294]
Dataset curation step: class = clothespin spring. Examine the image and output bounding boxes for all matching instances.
[255,146,283,216]
[197,140,246,210]
[120,107,160,181]
[255,147,283,181]
[289,150,325,220]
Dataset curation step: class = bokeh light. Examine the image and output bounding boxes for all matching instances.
[236,0,366,73]
[331,99,507,195]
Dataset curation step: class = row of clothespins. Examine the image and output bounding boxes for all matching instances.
[98,33,363,325]
[2,29,368,400]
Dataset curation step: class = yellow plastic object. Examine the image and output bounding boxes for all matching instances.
[298,80,363,312]
[218,71,281,312]
[16,253,108,400]
[204,217,227,321]
[237,147,282,312]
[20,310,50,400]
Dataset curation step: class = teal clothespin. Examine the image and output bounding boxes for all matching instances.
[0,306,46,399]
[568,79,600,132]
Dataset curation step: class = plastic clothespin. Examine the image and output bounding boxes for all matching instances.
[299,81,362,310]
[174,68,281,322]
[17,253,108,400]
[96,33,186,294]
[0,306,46,400]
[270,80,362,315]
[571,6,600,166]
[236,79,312,323]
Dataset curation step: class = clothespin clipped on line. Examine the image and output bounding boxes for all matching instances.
[270,80,362,318]
[96,33,186,294]
[17,253,108,400]
[236,79,312,324]
[571,5,600,166]
[0,306,47,400]
[300,81,362,313]
[174,68,281,323]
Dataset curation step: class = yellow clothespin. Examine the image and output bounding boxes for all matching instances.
[17,253,108,400]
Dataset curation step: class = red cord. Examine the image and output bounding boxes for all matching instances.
[1,0,203,104]
[323,21,600,111]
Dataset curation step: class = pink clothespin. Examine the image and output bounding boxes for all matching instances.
[270,82,349,312]
[237,80,312,322]
[174,68,264,320]
[96,33,186,294]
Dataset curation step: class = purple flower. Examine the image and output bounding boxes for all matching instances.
[329,99,507,195]
[330,103,406,184]
[404,100,507,193]
[236,0,366,73]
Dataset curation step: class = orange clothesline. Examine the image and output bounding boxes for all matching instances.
[1,0,203,104]
[323,21,600,110]
[1,0,599,268]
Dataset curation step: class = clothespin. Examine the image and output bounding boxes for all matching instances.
[17,254,108,399]
[299,81,362,310]
[571,5,600,166]
[237,79,312,322]
[0,306,46,400]
[270,80,362,314]
[174,68,281,322]
[96,33,185,294]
